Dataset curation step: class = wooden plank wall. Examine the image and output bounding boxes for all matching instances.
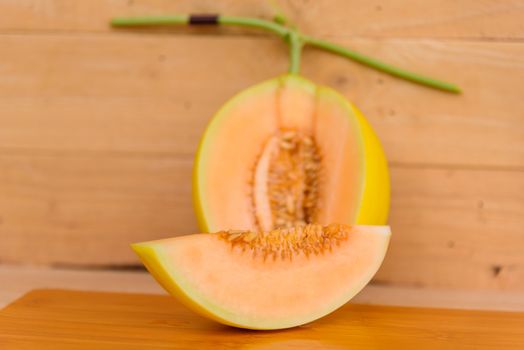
[0,0,523,290]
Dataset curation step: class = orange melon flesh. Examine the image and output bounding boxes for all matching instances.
[314,87,364,225]
[194,79,280,231]
[278,75,316,133]
[193,74,390,232]
[132,225,390,330]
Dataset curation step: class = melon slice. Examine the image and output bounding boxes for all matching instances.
[132,224,390,330]
[193,74,389,233]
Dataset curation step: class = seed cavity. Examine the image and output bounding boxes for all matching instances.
[219,224,349,260]
[252,130,321,231]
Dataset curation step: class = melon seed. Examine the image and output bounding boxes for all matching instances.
[218,223,349,260]
[252,130,321,230]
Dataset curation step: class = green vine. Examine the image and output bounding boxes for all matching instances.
[287,30,302,74]
[111,15,461,94]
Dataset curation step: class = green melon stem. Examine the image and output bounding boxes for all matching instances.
[218,16,288,37]
[111,15,189,26]
[303,36,461,93]
[111,15,461,93]
[287,31,303,74]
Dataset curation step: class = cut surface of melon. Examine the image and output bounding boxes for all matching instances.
[193,74,389,233]
[132,224,390,330]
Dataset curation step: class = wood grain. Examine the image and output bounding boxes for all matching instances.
[0,153,196,265]
[382,167,524,290]
[0,0,523,39]
[1,34,523,166]
[0,0,523,292]
[1,289,523,349]
[1,154,523,291]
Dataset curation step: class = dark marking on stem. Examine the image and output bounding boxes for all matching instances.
[189,14,219,25]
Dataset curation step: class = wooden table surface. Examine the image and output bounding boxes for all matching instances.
[1,289,523,350]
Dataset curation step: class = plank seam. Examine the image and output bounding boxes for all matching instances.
[0,30,524,43]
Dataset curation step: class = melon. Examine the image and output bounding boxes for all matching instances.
[132,224,391,330]
[193,74,390,233]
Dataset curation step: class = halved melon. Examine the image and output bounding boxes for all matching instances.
[132,224,390,330]
[193,74,389,233]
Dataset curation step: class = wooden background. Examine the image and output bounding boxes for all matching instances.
[1,0,523,292]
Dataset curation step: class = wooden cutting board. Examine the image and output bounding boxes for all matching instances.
[0,289,523,349]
